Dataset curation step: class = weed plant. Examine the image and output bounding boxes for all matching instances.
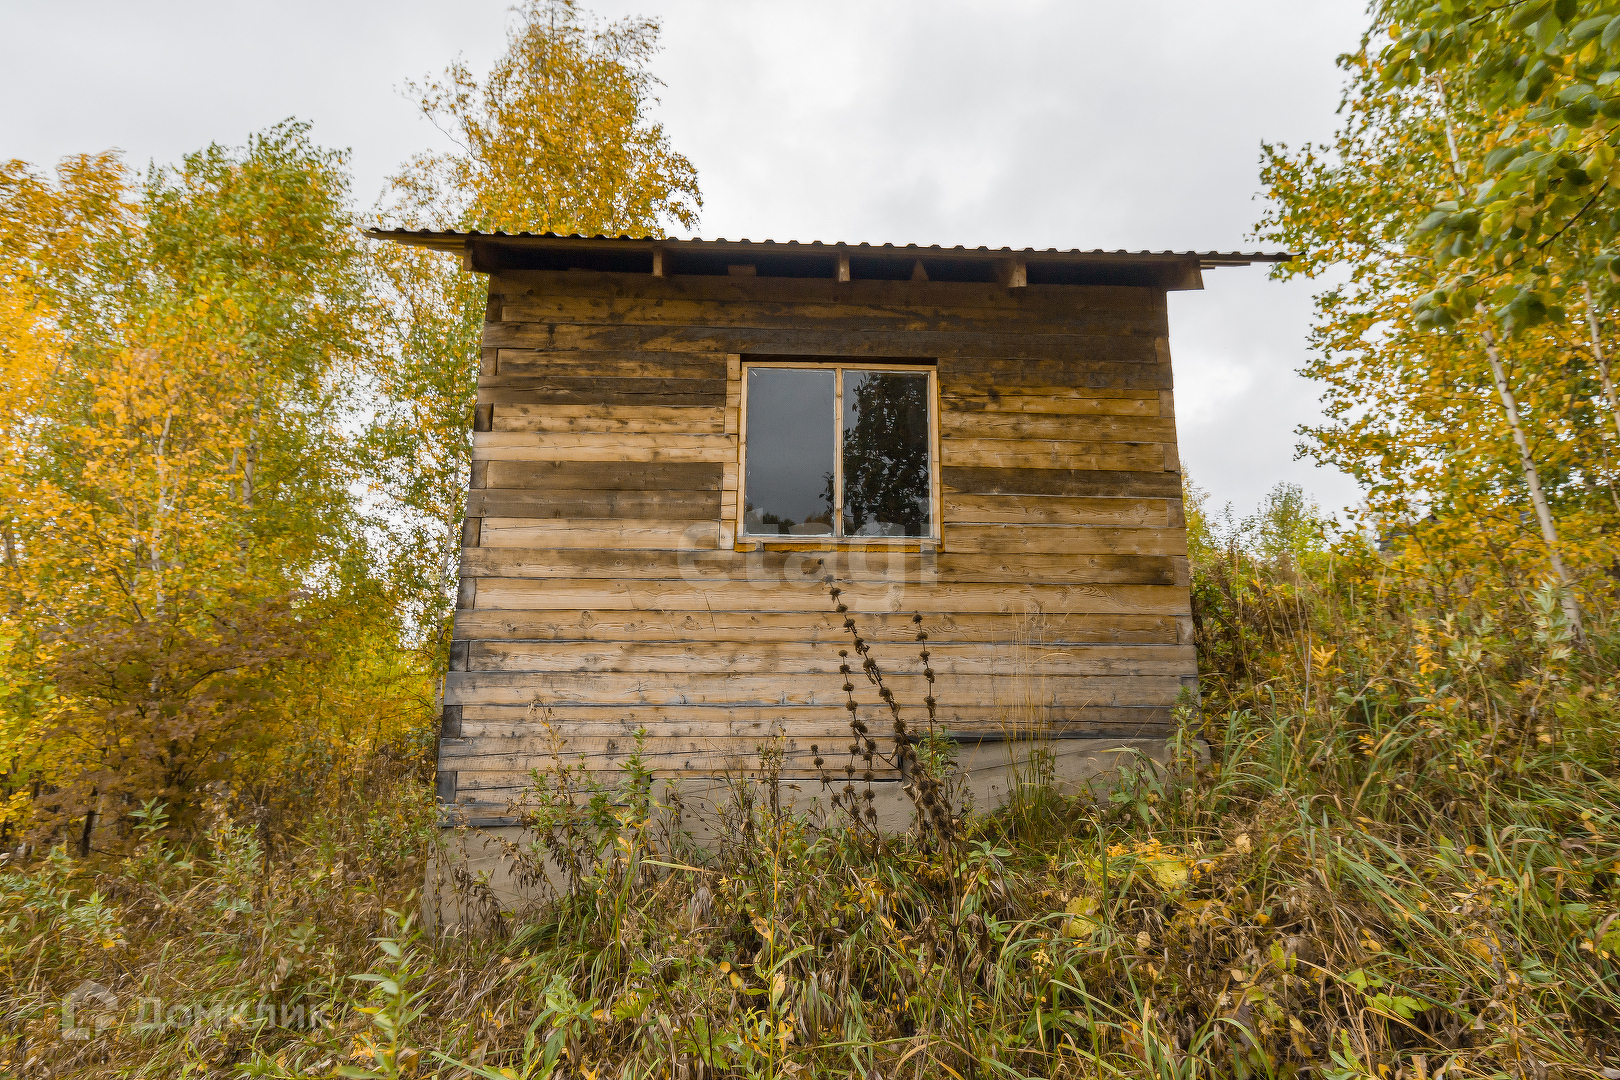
[5,487,1620,1078]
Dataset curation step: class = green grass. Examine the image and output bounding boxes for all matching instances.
[6,520,1620,1078]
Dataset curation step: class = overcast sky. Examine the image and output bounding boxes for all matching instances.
[1,0,1369,519]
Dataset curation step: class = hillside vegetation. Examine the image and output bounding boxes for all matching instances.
[5,485,1619,1078]
[8,0,1620,1076]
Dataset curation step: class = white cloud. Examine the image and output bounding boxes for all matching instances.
[0,0,1370,516]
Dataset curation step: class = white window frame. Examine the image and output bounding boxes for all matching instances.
[737,360,941,546]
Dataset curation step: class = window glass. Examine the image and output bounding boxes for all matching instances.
[742,367,836,535]
[841,371,932,537]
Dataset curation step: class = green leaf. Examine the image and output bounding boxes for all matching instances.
[1508,1,1553,30]
[1485,144,1522,171]
[1554,0,1578,25]
[1605,15,1620,49]
[1572,14,1611,43]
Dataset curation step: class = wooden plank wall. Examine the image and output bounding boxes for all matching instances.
[439,271,1196,821]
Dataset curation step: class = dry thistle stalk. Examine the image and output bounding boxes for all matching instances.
[816,577,955,848]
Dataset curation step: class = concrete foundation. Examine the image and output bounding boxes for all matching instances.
[424,736,1188,932]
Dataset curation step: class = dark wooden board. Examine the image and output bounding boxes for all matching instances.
[466,489,720,519]
[484,323,1166,368]
[485,461,723,491]
[942,467,1184,499]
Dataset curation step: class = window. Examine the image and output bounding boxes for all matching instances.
[740,362,938,540]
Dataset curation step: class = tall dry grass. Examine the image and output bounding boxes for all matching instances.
[5,485,1620,1078]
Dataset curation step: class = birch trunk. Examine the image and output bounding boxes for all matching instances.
[1434,76,1584,638]
[1476,318,1584,638]
[1582,280,1620,445]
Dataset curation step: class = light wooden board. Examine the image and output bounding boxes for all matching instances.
[492,404,726,434]
[942,466,1184,499]
[465,640,1195,676]
[469,578,1190,615]
[939,438,1168,472]
[942,494,1170,526]
[940,388,1162,414]
[479,519,721,550]
[473,431,736,463]
[942,413,1177,442]
[451,609,1183,645]
[943,525,1187,556]
[495,351,727,380]
[456,703,1174,733]
[444,670,1188,707]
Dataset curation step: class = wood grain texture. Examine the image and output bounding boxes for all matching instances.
[941,413,1176,442]
[441,269,1194,789]
[939,438,1168,472]
[943,467,1185,499]
[497,296,1160,337]
[477,377,726,407]
[455,703,1174,732]
[495,350,727,380]
[944,525,1188,556]
[484,461,722,491]
[470,577,1189,615]
[479,519,720,550]
[485,270,1166,320]
[940,390,1162,416]
[942,494,1171,526]
[465,489,720,519]
[444,670,1188,707]
[456,546,1182,585]
[472,431,736,462]
[466,640,1194,676]
[484,323,1168,370]
[451,609,1183,644]
[491,404,725,434]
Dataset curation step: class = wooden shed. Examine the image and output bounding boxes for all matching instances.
[369,230,1286,832]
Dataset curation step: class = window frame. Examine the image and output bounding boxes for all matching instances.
[736,359,942,547]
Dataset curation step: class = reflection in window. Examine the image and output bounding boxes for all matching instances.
[742,364,934,539]
[842,371,931,537]
[742,367,835,535]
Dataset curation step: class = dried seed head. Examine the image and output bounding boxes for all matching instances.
[912,613,922,624]
[863,789,875,801]
[845,700,858,713]
[863,770,874,782]
[843,682,854,692]
[844,619,856,630]
[835,604,848,613]
[865,739,876,753]
[838,650,848,658]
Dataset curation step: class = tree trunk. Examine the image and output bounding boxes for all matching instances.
[1432,75,1585,639]
[1477,316,1585,640]
[1582,280,1620,446]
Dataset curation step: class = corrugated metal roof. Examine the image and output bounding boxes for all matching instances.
[363,228,1291,270]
